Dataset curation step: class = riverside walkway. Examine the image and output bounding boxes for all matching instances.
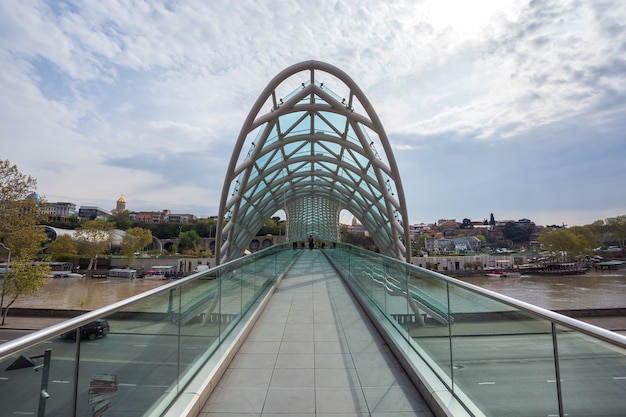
[199,249,435,416]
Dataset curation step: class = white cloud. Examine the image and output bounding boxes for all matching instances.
[0,0,625,226]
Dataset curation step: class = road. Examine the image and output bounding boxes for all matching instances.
[0,320,219,416]
[414,330,626,416]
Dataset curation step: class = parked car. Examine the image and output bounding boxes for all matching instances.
[61,319,110,340]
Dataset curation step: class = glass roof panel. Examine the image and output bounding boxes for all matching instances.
[345,124,361,146]
[255,152,272,169]
[313,94,333,105]
[313,113,342,135]
[264,124,280,146]
[248,165,261,183]
[318,112,347,133]
[276,111,305,136]
[284,115,312,138]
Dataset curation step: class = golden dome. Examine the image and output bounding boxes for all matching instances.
[117,195,126,203]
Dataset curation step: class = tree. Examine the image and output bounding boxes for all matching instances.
[113,211,133,230]
[489,213,495,226]
[0,159,49,324]
[120,227,153,267]
[0,160,48,259]
[74,219,114,270]
[605,215,626,248]
[502,221,534,244]
[460,218,473,229]
[258,218,279,235]
[1,261,49,325]
[195,218,216,238]
[538,227,594,261]
[179,230,201,254]
[47,234,78,261]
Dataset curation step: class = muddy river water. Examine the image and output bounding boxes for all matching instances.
[9,269,626,312]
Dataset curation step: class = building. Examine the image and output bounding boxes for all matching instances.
[130,209,197,225]
[131,210,171,224]
[41,201,77,221]
[168,213,197,224]
[434,236,483,253]
[78,206,112,220]
[114,195,127,212]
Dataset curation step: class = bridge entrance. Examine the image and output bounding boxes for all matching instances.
[216,61,411,264]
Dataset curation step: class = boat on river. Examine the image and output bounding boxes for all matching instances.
[485,268,521,278]
[485,260,521,278]
[144,265,177,280]
[519,262,588,276]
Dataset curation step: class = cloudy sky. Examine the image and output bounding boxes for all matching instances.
[1,0,625,227]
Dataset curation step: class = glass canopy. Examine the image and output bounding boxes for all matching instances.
[216,61,411,263]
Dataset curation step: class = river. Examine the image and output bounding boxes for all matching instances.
[456,269,626,311]
[7,269,626,312]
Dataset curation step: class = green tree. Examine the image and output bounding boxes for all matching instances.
[605,215,626,248]
[0,159,50,325]
[1,261,49,325]
[120,227,153,267]
[538,228,594,261]
[45,215,81,229]
[179,230,201,254]
[47,234,78,261]
[195,218,216,238]
[0,160,48,259]
[587,220,607,247]
[502,221,534,244]
[113,211,133,230]
[74,219,114,270]
[258,218,278,235]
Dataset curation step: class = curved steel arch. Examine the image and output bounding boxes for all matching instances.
[216,60,411,263]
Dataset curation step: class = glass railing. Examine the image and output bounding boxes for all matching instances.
[0,244,299,417]
[325,244,626,417]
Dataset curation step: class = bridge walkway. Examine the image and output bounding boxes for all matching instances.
[199,249,435,416]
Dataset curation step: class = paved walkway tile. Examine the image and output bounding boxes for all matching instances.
[199,250,434,417]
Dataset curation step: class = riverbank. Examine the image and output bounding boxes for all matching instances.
[2,269,624,334]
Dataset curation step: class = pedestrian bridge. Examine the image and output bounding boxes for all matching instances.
[1,245,625,416]
[2,61,625,416]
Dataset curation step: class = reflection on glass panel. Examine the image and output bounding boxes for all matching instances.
[1,337,77,416]
[447,285,558,417]
[366,257,387,313]
[404,269,453,386]
[176,277,222,382]
[0,246,295,417]
[555,324,626,417]
[218,264,244,339]
[73,291,180,416]
[381,260,411,339]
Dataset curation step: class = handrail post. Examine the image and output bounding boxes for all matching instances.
[551,322,565,417]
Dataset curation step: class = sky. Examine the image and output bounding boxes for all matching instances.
[1,0,625,228]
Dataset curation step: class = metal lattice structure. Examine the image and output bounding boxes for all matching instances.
[216,60,411,264]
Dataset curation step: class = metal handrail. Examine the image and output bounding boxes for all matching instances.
[332,244,626,348]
